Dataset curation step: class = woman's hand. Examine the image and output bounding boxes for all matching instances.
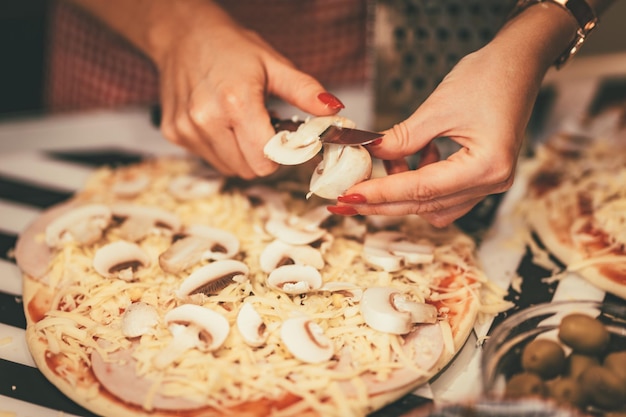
[67,0,344,179]
[328,2,579,227]
[151,1,343,178]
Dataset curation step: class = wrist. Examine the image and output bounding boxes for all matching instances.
[143,0,234,67]
[509,0,599,68]
[491,2,579,74]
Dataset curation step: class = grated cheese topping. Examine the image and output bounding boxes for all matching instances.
[27,157,508,416]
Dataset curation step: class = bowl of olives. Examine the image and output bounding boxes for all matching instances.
[481,300,626,414]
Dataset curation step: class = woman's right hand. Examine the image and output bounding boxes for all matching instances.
[150,0,344,178]
[68,0,344,178]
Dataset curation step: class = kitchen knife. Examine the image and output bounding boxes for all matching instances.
[271,118,383,146]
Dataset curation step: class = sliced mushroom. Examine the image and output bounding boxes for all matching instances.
[280,316,334,363]
[153,304,230,369]
[362,246,403,272]
[159,225,240,274]
[45,204,112,247]
[362,231,435,271]
[265,207,329,245]
[112,172,151,198]
[236,302,268,347]
[264,116,353,165]
[121,302,159,338]
[111,204,181,242]
[309,143,372,200]
[259,240,324,273]
[267,264,323,295]
[243,185,287,219]
[93,240,150,281]
[360,287,437,335]
[319,282,363,302]
[176,259,249,298]
[168,174,224,201]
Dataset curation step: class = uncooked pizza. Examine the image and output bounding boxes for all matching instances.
[522,108,626,299]
[15,152,508,416]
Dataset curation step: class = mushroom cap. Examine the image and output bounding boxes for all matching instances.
[362,231,435,271]
[265,208,328,246]
[267,264,323,295]
[45,204,112,247]
[111,172,151,198]
[319,282,363,302]
[92,240,150,280]
[280,316,334,363]
[309,144,372,200]
[176,259,249,298]
[159,225,240,274]
[236,302,268,347]
[164,304,230,352]
[121,302,160,338]
[259,240,325,273]
[168,174,224,200]
[243,185,287,218]
[360,287,430,335]
[111,204,182,241]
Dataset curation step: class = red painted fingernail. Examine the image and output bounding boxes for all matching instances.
[327,205,358,216]
[318,92,345,110]
[366,137,383,146]
[337,193,367,204]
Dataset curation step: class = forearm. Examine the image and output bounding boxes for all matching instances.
[63,0,236,65]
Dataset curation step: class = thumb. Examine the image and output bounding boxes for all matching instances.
[367,103,443,161]
[268,63,344,116]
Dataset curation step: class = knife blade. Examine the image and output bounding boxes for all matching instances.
[271,118,382,146]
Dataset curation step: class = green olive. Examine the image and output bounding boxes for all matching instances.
[521,338,566,379]
[546,377,587,408]
[567,353,600,380]
[558,313,609,354]
[579,365,626,410]
[505,372,547,399]
[604,351,626,391]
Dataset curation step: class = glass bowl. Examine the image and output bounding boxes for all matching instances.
[481,300,626,413]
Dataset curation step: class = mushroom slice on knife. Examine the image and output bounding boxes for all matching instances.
[159,225,240,274]
[264,116,355,166]
[176,259,249,298]
[280,316,334,363]
[45,204,112,247]
[309,143,372,200]
[267,264,323,295]
[121,302,159,338]
[259,240,325,273]
[153,304,230,369]
[92,241,150,281]
[236,302,268,347]
[111,204,181,242]
[360,287,437,335]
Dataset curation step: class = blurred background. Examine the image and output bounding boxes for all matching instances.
[1,0,625,120]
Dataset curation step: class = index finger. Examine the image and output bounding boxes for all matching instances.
[348,149,504,205]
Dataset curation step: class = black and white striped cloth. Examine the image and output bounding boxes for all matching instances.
[1,68,624,416]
